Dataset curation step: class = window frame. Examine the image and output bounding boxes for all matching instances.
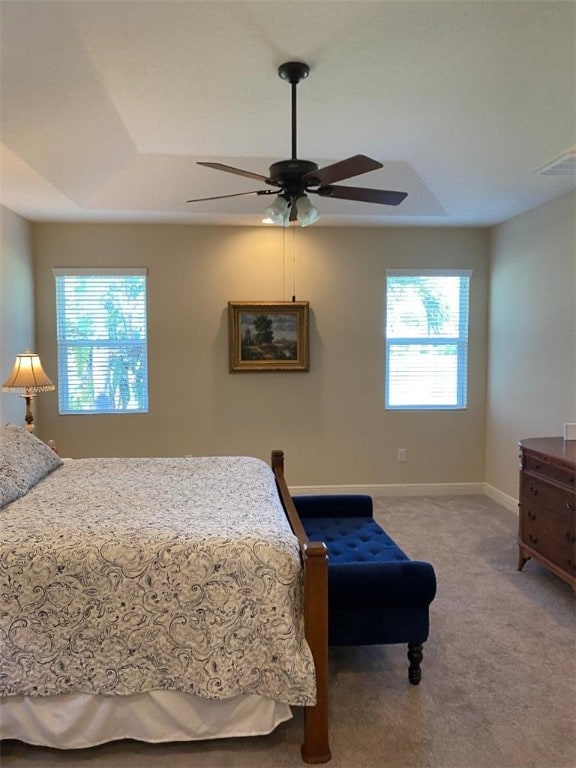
[384,269,472,411]
[53,267,149,415]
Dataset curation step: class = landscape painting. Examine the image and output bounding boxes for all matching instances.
[228,301,310,372]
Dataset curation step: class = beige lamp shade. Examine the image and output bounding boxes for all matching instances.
[2,350,55,393]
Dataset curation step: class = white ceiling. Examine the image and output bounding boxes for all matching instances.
[1,0,574,228]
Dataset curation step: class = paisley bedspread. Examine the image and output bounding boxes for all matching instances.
[0,456,316,705]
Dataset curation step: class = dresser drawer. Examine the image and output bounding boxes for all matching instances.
[523,453,576,490]
[522,477,576,516]
[521,505,576,571]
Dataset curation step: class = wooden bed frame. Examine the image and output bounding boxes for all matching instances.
[271,450,331,764]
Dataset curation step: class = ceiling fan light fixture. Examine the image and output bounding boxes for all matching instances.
[265,194,290,225]
[295,194,319,227]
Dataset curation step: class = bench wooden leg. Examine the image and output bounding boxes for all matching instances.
[407,642,423,685]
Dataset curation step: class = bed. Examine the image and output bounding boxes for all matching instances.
[0,425,330,763]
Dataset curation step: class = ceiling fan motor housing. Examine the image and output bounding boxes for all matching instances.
[267,159,319,198]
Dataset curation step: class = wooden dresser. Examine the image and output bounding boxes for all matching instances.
[518,437,576,589]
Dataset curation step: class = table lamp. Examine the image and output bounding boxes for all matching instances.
[2,350,55,431]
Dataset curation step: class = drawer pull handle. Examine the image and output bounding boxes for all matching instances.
[567,503,576,512]
[527,511,537,521]
[566,533,576,544]
[528,534,538,545]
[529,486,539,496]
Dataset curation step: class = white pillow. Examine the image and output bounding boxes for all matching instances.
[0,424,63,494]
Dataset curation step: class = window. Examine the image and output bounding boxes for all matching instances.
[385,269,471,410]
[54,268,148,414]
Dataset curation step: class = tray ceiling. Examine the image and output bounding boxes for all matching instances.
[1,0,574,227]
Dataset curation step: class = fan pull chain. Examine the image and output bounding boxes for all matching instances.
[282,223,287,300]
[292,223,296,302]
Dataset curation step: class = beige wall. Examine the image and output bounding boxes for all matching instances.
[486,191,576,500]
[33,223,488,486]
[4,196,570,493]
[0,206,36,427]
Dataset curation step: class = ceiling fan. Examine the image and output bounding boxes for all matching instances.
[187,61,408,225]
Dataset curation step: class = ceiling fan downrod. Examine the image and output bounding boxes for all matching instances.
[278,61,309,160]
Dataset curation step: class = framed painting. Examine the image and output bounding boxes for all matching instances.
[228,301,310,372]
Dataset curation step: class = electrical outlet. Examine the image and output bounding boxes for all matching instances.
[397,448,407,462]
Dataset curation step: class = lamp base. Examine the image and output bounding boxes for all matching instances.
[21,394,35,432]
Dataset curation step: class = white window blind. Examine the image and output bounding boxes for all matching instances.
[385,270,471,410]
[54,268,148,414]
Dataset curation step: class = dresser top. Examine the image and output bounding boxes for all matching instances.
[519,437,576,466]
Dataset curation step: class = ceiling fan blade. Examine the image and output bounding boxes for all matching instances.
[186,189,275,203]
[303,154,383,187]
[314,185,407,206]
[197,161,276,184]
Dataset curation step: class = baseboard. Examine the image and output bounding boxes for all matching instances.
[290,482,487,497]
[483,484,519,513]
[290,481,520,510]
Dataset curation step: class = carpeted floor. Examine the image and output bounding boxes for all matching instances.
[2,495,574,768]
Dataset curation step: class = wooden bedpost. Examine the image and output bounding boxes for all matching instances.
[271,449,285,474]
[271,450,331,764]
[300,540,331,764]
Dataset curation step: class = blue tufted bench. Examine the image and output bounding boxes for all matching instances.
[293,494,437,684]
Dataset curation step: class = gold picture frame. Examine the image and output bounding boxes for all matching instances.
[228,301,310,372]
